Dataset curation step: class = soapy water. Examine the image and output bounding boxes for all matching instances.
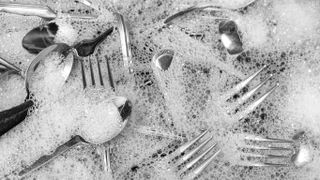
[0,0,320,179]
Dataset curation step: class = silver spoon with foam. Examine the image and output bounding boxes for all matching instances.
[18,96,131,177]
[163,0,257,55]
[0,27,113,137]
[0,2,97,20]
[0,45,63,137]
[152,49,174,71]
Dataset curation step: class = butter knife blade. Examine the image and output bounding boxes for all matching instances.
[19,135,87,177]
[0,3,56,20]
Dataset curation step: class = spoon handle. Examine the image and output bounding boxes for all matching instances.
[116,13,133,75]
[19,135,88,177]
[73,27,114,57]
[0,100,34,137]
[0,3,56,20]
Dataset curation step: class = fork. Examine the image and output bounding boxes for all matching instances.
[79,55,118,179]
[219,65,278,121]
[237,132,313,167]
[80,55,114,90]
[167,130,221,180]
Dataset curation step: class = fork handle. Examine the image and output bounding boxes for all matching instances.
[0,3,56,20]
[0,100,34,137]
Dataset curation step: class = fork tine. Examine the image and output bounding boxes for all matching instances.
[184,149,221,180]
[223,65,267,100]
[237,74,273,105]
[181,142,218,173]
[88,58,95,86]
[236,83,279,120]
[96,58,104,86]
[106,146,112,172]
[175,130,209,154]
[244,153,291,159]
[80,59,87,89]
[105,55,115,91]
[245,136,294,144]
[242,161,289,167]
[243,146,293,151]
[175,136,213,166]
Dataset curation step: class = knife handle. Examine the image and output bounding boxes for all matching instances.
[0,100,34,137]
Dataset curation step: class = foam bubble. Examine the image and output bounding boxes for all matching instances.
[0,72,26,111]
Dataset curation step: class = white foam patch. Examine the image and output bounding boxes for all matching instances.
[272,0,320,46]
[283,61,320,135]
[238,10,269,48]
[54,20,78,46]
[0,73,26,111]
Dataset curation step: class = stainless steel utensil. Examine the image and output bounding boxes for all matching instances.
[167,130,221,180]
[0,56,22,76]
[163,0,257,25]
[238,131,313,167]
[152,49,174,71]
[0,2,97,20]
[116,12,133,75]
[163,0,257,55]
[22,23,113,54]
[0,44,67,136]
[220,65,278,120]
[18,95,130,177]
[19,25,132,176]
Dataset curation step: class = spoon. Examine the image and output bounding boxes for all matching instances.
[163,1,256,55]
[152,49,174,71]
[0,2,97,20]
[22,22,113,55]
[1,27,113,137]
[291,131,313,167]
[116,12,133,75]
[163,0,257,26]
[18,90,132,178]
[218,20,243,55]
[0,44,69,137]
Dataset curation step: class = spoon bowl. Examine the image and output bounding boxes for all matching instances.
[0,44,73,137]
[22,22,59,54]
[218,20,243,55]
[25,43,73,92]
[152,49,174,71]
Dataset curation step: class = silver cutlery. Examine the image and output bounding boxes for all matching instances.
[18,95,131,177]
[167,130,221,180]
[220,65,278,120]
[116,12,133,76]
[20,28,133,177]
[152,49,174,71]
[163,0,257,26]
[19,135,88,176]
[22,23,113,54]
[0,2,97,20]
[218,20,243,55]
[0,56,22,76]
[238,131,313,167]
[163,0,257,55]
[0,45,68,137]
